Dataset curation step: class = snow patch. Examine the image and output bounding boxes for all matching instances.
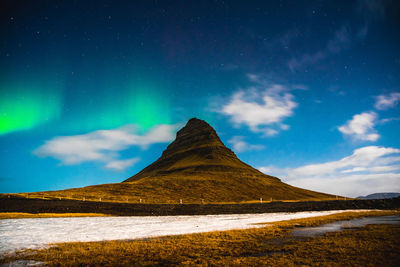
[0,210,370,256]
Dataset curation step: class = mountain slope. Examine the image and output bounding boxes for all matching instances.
[12,118,336,203]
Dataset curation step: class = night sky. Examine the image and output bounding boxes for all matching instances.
[1,0,399,197]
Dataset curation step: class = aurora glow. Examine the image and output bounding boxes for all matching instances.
[0,81,63,135]
[127,82,171,130]
[0,1,399,196]
[58,79,172,133]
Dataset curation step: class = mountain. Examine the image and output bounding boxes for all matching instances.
[12,118,336,203]
[357,192,400,200]
[125,118,278,182]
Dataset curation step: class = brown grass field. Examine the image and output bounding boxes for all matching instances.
[1,210,399,266]
[3,174,338,204]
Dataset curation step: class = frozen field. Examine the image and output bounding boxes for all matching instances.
[0,210,369,256]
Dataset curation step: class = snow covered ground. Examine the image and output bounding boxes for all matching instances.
[0,210,369,256]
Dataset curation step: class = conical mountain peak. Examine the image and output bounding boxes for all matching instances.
[125,118,254,182]
[178,118,217,138]
[161,118,224,158]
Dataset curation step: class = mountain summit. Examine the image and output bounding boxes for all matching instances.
[16,118,335,203]
[125,118,268,183]
[162,118,225,156]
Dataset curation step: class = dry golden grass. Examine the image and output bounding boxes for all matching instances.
[4,174,337,204]
[0,212,110,219]
[1,210,398,266]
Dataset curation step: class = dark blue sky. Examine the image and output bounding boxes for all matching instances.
[1,0,399,197]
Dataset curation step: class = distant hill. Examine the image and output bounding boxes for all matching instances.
[357,193,400,200]
[9,118,337,203]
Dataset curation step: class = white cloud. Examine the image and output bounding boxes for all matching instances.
[288,173,400,198]
[34,124,179,171]
[263,128,279,136]
[341,165,400,174]
[228,136,264,153]
[374,92,400,110]
[291,146,400,177]
[258,165,285,176]
[258,146,400,197]
[338,111,379,141]
[105,158,140,171]
[219,76,298,136]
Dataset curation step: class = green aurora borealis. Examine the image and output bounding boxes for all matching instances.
[0,75,172,135]
[0,79,63,135]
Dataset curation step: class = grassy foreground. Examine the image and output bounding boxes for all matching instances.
[0,212,109,219]
[4,175,337,204]
[1,210,399,266]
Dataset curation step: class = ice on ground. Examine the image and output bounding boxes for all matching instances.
[0,210,370,256]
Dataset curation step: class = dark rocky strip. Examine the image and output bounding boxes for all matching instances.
[1,196,399,216]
